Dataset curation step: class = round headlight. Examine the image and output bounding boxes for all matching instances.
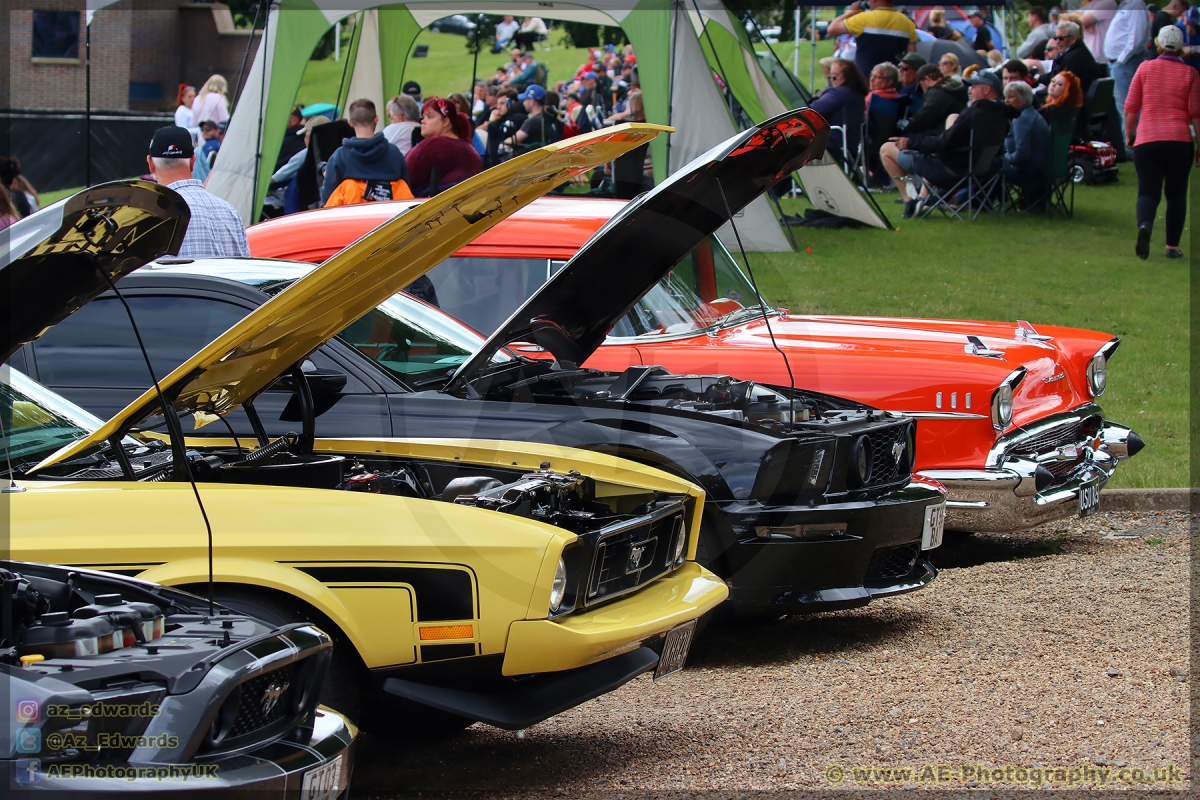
[549,556,567,613]
[849,435,873,488]
[991,384,1014,430]
[1087,352,1107,396]
[669,516,687,564]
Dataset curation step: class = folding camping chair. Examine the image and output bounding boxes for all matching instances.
[1005,119,1074,218]
[916,127,1006,221]
[827,101,866,182]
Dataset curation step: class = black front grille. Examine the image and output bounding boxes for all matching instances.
[867,424,909,486]
[229,664,300,740]
[585,505,685,606]
[864,543,920,587]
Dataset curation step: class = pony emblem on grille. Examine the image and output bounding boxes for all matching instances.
[260,679,290,717]
[891,440,906,463]
[626,544,647,574]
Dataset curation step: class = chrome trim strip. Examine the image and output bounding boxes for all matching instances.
[884,410,988,420]
[946,500,989,508]
[985,402,1104,468]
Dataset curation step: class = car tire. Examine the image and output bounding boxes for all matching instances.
[195,584,367,724]
[1070,157,1092,185]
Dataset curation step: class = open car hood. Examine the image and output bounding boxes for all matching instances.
[447,109,829,392]
[0,181,189,363]
[34,124,667,471]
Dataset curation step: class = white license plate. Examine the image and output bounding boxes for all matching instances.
[921,503,946,550]
[1078,479,1101,518]
[300,755,343,800]
[654,619,697,681]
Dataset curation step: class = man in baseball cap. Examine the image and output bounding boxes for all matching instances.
[897,52,926,96]
[146,124,249,258]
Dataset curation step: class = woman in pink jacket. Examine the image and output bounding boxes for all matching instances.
[1125,25,1200,260]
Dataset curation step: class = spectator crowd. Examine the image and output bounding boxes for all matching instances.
[2,8,1195,262]
[809,0,1198,257]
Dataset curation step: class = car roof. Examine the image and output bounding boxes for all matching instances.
[247,196,626,263]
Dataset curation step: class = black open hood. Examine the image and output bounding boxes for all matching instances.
[0,180,189,363]
[447,109,828,392]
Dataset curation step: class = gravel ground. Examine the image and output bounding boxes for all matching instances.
[351,511,1191,797]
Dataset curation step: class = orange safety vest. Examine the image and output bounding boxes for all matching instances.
[324,178,413,208]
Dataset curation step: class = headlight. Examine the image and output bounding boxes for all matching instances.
[848,435,873,488]
[669,516,687,565]
[549,557,567,613]
[899,423,916,473]
[1087,352,1107,396]
[991,384,1013,430]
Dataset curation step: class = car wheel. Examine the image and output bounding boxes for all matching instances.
[196,584,366,724]
[1070,158,1092,185]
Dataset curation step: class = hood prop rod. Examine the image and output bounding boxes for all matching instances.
[96,268,216,615]
[714,177,797,427]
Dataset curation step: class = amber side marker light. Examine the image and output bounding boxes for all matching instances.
[419,624,474,641]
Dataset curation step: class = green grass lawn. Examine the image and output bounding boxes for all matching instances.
[748,163,1187,489]
[297,28,595,107]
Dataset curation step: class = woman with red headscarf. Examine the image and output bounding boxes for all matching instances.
[405,97,483,196]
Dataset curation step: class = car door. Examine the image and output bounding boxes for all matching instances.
[17,290,393,439]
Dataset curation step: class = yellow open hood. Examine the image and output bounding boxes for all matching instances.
[34,124,668,472]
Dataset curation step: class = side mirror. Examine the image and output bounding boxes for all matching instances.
[274,364,348,395]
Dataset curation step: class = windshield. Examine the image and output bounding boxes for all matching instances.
[0,366,99,463]
[337,291,512,385]
[608,236,769,338]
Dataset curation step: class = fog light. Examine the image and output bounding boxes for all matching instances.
[848,435,873,488]
[549,557,567,613]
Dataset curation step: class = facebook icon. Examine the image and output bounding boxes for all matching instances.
[15,758,42,784]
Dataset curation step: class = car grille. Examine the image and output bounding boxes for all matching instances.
[229,664,299,740]
[867,423,910,486]
[584,503,687,607]
[1007,415,1103,484]
[864,543,920,587]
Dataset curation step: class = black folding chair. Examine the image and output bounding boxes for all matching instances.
[917,127,1006,221]
[1007,120,1074,218]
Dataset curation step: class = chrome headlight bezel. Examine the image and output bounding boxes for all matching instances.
[991,367,1027,431]
[1086,351,1107,396]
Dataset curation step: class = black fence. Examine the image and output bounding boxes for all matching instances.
[1,109,173,193]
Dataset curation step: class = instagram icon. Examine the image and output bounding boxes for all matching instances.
[15,699,40,724]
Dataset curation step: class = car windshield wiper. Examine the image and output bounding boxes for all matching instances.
[709,305,773,330]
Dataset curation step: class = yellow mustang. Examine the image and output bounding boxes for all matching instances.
[2,126,727,733]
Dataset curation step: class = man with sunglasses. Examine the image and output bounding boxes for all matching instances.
[1048,20,1103,92]
[897,52,926,98]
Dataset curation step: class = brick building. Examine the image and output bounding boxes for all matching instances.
[5,0,261,113]
[2,0,264,191]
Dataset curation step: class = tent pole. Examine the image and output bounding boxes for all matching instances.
[666,0,681,175]
[748,14,808,103]
[793,6,799,75]
[691,0,736,123]
[231,0,263,113]
[85,19,91,188]
[251,4,269,223]
[809,8,816,91]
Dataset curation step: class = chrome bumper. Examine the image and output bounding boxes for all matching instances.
[920,419,1139,532]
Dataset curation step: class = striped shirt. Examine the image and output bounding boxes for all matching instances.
[1125,55,1200,144]
[167,179,250,259]
[844,8,918,78]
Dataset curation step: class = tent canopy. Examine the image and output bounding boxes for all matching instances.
[209,0,795,249]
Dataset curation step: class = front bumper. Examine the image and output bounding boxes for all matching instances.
[382,562,727,730]
[708,480,946,616]
[922,419,1140,532]
[5,707,356,797]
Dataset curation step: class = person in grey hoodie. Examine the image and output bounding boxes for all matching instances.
[1017,5,1057,58]
[1002,80,1051,183]
[903,64,969,135]
[319,98,408,205]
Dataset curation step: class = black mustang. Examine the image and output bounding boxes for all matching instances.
[7,110,946,617]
